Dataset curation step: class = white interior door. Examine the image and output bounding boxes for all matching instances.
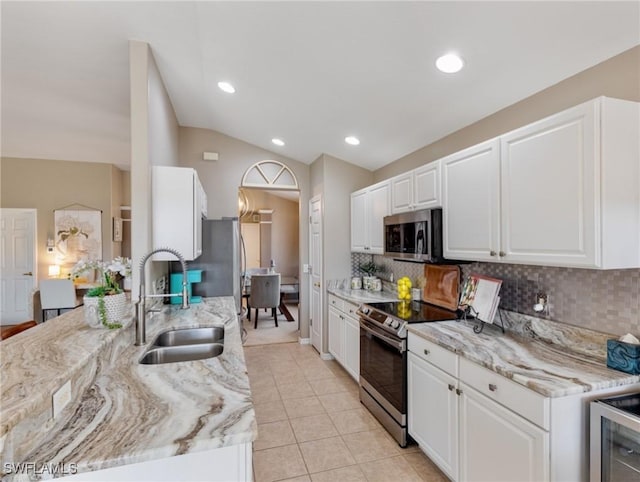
[240,222,261,269]
[1,209,37,324]
[309,196,322,353]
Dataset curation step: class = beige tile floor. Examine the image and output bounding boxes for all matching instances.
[244,342,449,482]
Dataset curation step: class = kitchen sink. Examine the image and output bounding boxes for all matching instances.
[151,327,224,347]
[139,343,224,365]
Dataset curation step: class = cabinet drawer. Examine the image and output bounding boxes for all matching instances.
[459,357,549,430]
[328,294,345,312]
[344,300,359,318]
[408,334,458,377]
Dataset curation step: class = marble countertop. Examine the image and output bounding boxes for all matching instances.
[1,297,256,479]
[407,314,640,398]
[327,287,398,304]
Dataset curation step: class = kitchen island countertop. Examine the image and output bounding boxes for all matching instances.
[1,297,256,480]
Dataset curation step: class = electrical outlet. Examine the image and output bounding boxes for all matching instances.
[52,380,71,419]
[155,275,167,293]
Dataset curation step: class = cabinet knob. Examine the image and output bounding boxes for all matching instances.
[456,388,463,396]
[489,383,498,392]
[499,251,506,258]
[448,384,455,391]
[423,349,430,356]
[489,251,497,257]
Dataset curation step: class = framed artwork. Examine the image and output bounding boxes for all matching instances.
[54,209,102,263]
[113,217,123,242]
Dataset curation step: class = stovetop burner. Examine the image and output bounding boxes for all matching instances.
[364,300,459,324]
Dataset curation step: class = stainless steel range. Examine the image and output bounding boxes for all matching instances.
[357,300,458,447]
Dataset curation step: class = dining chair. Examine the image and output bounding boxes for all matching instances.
[40,279,82,322]
[248,273,281,329]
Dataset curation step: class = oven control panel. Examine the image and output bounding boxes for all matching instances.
[358,305,403,334]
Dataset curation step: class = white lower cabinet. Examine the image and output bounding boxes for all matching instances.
[328,306,343,362]
[343,314,360,380]
[408,334,548,481]
[60,443,252,481]
[408,352,459,480]
[407,332,640,481]
[458,382,548,482]
[327,294,359,381]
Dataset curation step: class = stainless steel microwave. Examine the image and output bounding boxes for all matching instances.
[383,208,444,262]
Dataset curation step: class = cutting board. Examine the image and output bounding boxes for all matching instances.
[423,265,461,311]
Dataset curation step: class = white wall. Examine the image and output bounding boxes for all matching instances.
[310,153,373,352]
[129,40,179,299]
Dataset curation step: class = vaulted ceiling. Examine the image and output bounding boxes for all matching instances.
[2,1,639,170]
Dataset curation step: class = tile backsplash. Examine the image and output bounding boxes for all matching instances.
[350,253,640,337]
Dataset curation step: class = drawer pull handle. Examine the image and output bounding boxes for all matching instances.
[489,383,498,392]
[490,250,497,257]
[423,349,430,356]
[456,388,463,396]
[499,251,506,258]
[448,384,455,391]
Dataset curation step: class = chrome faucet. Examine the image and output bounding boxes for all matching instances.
[135,247,189,346]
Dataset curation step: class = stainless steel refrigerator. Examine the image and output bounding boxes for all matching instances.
[171,217,243,315]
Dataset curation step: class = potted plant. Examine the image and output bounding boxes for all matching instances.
[359,261,380,290]
[72,257,131,329]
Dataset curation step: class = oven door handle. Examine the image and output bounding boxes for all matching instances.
[360,321,406,353]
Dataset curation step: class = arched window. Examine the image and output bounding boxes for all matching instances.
[241,160,298,190]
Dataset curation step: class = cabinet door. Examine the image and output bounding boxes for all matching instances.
[328,307,343,363]
[442,139,500,262]
[343,315,360,381]
[413,161,441,209]
[500,102,597,267]
[152,167,200,261]
[459,383,548,482]
[350,190,368,253]
[367,181,390,254]
[408,353,459,481]
[391,173,414,214]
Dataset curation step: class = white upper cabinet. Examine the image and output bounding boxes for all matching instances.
[390,173,413,213]
[391,160,441,214]
[350,180,390,254]
[152,166,204,261]
[443,97,640,269]
[442,139,501,262]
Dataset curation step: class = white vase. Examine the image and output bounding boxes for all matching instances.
[83,292,126,328]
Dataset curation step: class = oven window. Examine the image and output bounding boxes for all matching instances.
[360,328,406,415]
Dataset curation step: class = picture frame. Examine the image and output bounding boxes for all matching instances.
[54,209,102,262]
[113,217,123,242]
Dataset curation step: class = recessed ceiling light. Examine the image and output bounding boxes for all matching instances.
[272,138,285,147]
[436,53,464,73]
[217,81,236,93]
[345,136,360,146]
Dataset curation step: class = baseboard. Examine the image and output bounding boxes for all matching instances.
[320,352,335,361]
[298,337,310,345]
